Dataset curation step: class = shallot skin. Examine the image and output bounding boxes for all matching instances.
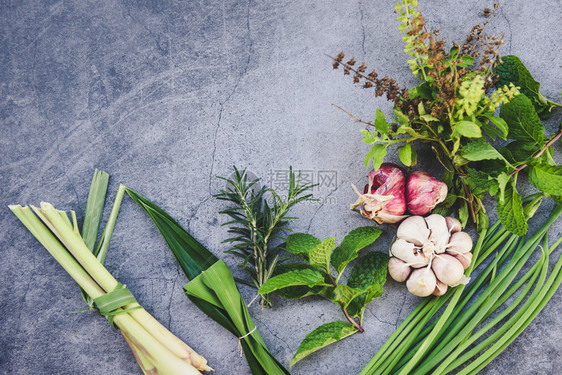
[406,171,448,215]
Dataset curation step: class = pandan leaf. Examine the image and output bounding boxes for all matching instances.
[291,321,357,366]
[330,226,382,274]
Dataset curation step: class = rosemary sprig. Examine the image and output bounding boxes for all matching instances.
[215,166,316,309]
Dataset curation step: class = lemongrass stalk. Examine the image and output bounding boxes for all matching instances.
[82,169,109,251]
[12,204,210,373]
[9,205,105,298]
[32,203,119,292]
[122,332,157,375]
[95,184,126,264]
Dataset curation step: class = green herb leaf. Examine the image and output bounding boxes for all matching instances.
[291,321,357,366]
[496,180,527,236]
[499,141,540,164]
[308,237,336,271]
[499,94,545,147]
[374,109,389,135]
[286,233,321,255]
[494,55,560,117]
[360,129,378,144]
[453,121,482,138]
[464,168,498,196]
[458,201,469,228]
[393,108,410,126]
[529,163,562,196]
[258,269,324,294]
[330,227,382,274]
[346,252,389,317]
[399,143,417,167]
[420,114,439,122]
[457,55,475,68]
[365,144,388,170]
[483,114,509,139]
[334,284,364,308]
[496,173,511,203]
[461,140,509,163]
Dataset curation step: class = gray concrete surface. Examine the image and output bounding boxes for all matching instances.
[1,1,561,374]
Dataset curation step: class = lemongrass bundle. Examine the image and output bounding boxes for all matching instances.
[10,183,211,375]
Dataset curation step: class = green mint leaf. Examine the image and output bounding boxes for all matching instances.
[393,108,410,126]
[453,120,482,138]
[365,143,388,170]
[500,94,545,147]
[529,163,562,196]
[464,168,498,196]
[494,55,559,117]
[499,140,540,164]
[496,173,511,203]
[461,139,509,164]
[308,237,336,271]
[346,252,389,317]
[330,227,383,274]
[334,284,364,308]
[273,263,330,300]
[483,114,509,139]
[360,129,378,144]
[286,233,321,255]
[291,321,357,366]
[374,109,389,135]
[258,269,324,294]
[399,143,417,167]
[497,180,527,236]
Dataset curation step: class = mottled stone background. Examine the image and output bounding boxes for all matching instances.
[1,1,561,374]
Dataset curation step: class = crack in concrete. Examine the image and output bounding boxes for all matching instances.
[207,0,254,194]
[366,305,395,326]
[499,5,512,54]
[359,1,366,57]
[166,264,181,329]
[395,291,407,327]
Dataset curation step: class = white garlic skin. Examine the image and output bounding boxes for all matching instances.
[433,279,448,296]
[445,216,462,233]
[390,238,429,268]
[432,254,465,286]
[425,214,450,254]
[397,216,430,246]
[388,257,412,282]
[447,231,473,253]
[407,268,437,297]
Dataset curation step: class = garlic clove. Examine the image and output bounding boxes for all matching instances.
[447,231,473,253]
[432,254,465,286]
[425,214,450,254]
[433,279,448,296]
[407,268,437,297]
[445,216,462,233]
[390,238,429,268]
[397,216,430,247]
[449,251,472,269]
[388,257,412,282]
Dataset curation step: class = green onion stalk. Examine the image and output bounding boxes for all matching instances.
[360,202,562,375]
[10,184,212,374]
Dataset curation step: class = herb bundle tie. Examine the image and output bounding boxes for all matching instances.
[237,326,257,356]
[93,282,142,325]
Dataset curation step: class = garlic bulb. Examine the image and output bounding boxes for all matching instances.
[388,214,474,296]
